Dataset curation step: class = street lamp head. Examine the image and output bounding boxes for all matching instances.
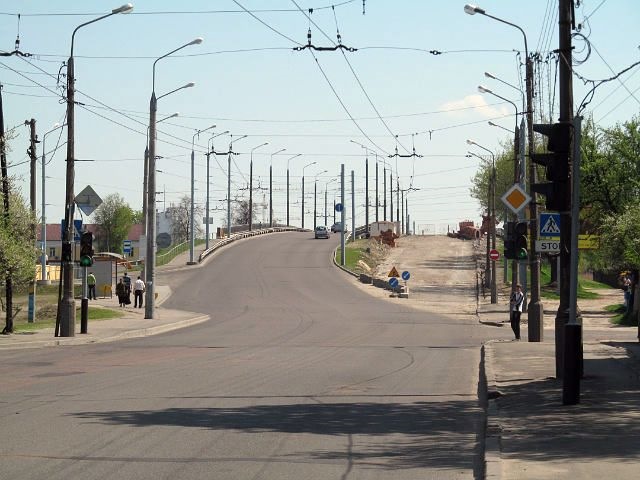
[189,37,204,46]
[184,82,195,88]
[484,71,496,79]
[488,121,496,127]
[112,3,133,14]
[478,85,492,94]
[466,139,476,146]
[464,4,485,15]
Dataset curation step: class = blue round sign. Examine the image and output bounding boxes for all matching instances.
[389,277,399,288]
[402,271,410,281]
[335,203,343,212]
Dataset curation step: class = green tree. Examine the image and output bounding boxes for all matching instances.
[93,193,134,254]
[0,183,38,333]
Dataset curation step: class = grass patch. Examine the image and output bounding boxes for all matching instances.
[335,243,364,271]
[579,278,613,289]
[13,306,124,332]
[607,304,638,326]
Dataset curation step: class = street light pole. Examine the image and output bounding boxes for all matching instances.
[143,112,177,240]
[480,84,521,292]
[313,170,327,230]
[205,130,228,247]
[145,37,202,320]
[301,161,316,229]
[59,3,133,337]
[269,148,286,228]
[324,178,336,226]
[285,153,301,227]
[190,124,216,265]
[250,142,269,231]
[40,123,65,285]
[467,142,497,304]
[226,134,247,236]
[464,2,542,339]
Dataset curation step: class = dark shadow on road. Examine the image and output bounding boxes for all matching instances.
[72,400,485,473]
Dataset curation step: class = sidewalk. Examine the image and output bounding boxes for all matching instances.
[478,296,640,479]
[0,244,212,350]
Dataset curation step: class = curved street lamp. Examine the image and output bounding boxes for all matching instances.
[205,130,229,247]
[324,177,337,226]
[467,139,497,305]
[285,153,301,226]
[143,112,178,238]
[313,169,328,229]
[189,124,216,265]
[39,123,65,285]
[301,161,317,229]
[464,3,543,342]
[145,37,202,320]
[249,142,269,231]
[269,148,286,227]
[59,3,133,338]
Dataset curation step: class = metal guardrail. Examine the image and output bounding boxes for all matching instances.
[198,227,308,263]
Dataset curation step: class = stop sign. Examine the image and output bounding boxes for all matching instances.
[489,249,500,261]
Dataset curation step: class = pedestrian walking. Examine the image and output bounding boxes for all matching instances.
[509,284,525,341]
[134,276,145,308]
[115,278,127,307]
[123,272,132,305]
[87,271,97,300]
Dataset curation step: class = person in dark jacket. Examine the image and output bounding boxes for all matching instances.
[116,278,127,307]
[509,284,525,340]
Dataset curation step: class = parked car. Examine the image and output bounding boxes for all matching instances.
[315,225,330,239]
[331,222,344,233]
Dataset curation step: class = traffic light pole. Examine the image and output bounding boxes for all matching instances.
[559,0,580,404]
[526,55,544,342]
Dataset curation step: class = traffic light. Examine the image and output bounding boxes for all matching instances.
[515,221,528,260]
[504,221,516,259]
[79,231,94,267]
[530,122,571,212]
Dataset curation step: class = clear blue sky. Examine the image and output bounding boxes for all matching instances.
[2,0,638,235]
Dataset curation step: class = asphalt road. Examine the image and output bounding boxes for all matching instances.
[1,232,505,479]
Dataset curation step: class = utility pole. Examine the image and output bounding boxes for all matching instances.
[340,164,345,264]
[527,46,544,342]
[205,150,211,247]
[0,86,14,334]
[401,188,404,234]
[60,52,76,337]
[27,118,37,323]
[313,179,317,229]
[365,156,369,234]
[375,155,379,223]
[558,0,580,404]
[390,171,393,223]
[351,170,355,241]
[383,165,387,221]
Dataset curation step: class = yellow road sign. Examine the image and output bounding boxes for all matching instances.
[388,266,400,277]
[578,234,599,250]
[501,184,531,214]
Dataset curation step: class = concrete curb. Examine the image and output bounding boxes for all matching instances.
[96,314,210,343]
[482,341,503,480]
[0,314,210,350]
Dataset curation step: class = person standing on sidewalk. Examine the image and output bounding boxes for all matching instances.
[509,284,525,340]
[116,278,127,308]
[123,272,132,304]
[134,276,145,308]
[87,272,97,300]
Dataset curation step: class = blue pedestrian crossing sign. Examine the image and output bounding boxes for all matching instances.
[335,203,343,212]
[389,277,399,288]
[539,213,561,238]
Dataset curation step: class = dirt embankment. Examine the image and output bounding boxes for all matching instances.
[351,235,480,318]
